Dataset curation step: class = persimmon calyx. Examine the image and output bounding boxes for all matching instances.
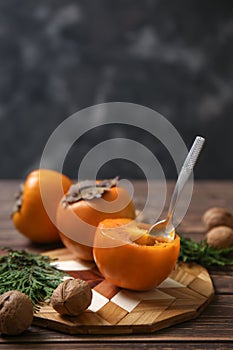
[11,183,24,216]
[62,176,119,206]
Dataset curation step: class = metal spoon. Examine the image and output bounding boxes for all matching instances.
[148,136,205,240]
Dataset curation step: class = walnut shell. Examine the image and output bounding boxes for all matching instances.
[51,278,92,316]
[202,207,233,230]
[206,226,233,249]
[0,290,33,335]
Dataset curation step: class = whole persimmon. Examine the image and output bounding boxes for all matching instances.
[12,169,72,243]
[56,178,136,261]
[93,218,180,291]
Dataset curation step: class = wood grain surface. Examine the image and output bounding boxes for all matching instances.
[0,180,233,349]
[33,249,214,335]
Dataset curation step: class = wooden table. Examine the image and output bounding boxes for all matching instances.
[0,180,233,349]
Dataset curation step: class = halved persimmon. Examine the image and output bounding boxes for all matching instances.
[12,169,72,243]
[56,178,136,261]
[93,218,180,291]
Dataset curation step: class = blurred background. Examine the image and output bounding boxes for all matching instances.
[0,0,233,180]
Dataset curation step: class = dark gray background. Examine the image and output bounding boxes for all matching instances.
[1,0,233,180]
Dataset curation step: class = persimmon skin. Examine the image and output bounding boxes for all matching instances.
[12,169,72,243]
[93,218,180,291]
[56,186,136,261]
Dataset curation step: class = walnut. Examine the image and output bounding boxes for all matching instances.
[202,207,233,230]
[206,226,233,249]
[51,278,92,316]
[0,290,33,335]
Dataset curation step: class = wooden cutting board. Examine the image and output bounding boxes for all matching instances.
[33,248,214,335]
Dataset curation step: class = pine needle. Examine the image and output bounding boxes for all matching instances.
[0,248,66,311]
[179,234,233,267]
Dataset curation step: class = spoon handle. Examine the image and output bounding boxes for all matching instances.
[166,136,205,228]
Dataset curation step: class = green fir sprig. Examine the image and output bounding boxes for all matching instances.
[0,248,66,311]
[179,234,233,267]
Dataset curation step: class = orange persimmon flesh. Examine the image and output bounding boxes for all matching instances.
[93,218,180,291]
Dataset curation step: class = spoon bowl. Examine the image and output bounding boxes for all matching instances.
[149,218,176,241]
